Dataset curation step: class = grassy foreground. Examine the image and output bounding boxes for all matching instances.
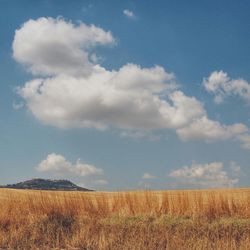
[0,188,249,249]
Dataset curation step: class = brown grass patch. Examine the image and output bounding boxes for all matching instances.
[0,188,249,249]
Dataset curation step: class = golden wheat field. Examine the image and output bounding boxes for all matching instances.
[0,188,249,250]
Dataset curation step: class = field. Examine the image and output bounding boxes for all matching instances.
[0,188,250,249]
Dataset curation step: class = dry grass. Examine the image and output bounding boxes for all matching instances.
[0,188,249,249]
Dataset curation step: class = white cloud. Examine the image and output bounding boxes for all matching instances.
[169,162,239,188]
[36,153,103,176]
[14,17,250,147]
[13,17,115,77]
[123,9,136,19]
[142,172,156,179]
[203,71,250,104]
[177,116,248,142]
[18,65,180,130]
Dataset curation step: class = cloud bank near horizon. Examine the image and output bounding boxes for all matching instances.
[169,162,239,188]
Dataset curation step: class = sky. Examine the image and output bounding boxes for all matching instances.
[0,0,249,190]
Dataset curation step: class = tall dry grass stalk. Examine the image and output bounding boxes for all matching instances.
[0,188,249,249]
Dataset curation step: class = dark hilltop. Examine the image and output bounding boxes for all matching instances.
[0,178,92,191]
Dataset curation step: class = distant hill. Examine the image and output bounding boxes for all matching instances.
[0,178,92,191]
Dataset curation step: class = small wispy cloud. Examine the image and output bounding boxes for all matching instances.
[12,101,24,110]
[142,172,156,179]
[123,9,136,19]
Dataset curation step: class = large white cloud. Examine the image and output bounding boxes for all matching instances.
[203,71,250,104]
[36,153,103,176]
[13,17,115,77]
[18,64,182,130]
[13,17,250,147]
[169,162,239,188]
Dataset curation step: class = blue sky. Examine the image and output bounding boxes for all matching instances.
[0,0,249,190]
